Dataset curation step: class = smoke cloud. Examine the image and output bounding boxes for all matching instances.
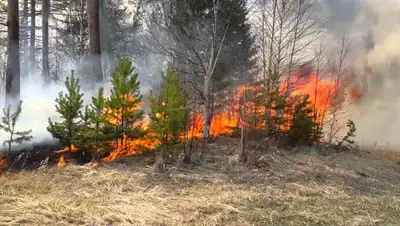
[321,0,400,147]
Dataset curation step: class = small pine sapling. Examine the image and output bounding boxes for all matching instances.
[106,58,145,145]
[288,95,322,145]
[149,67,189,162]
[47,72,84,152]
[80,88,112,163]
[0,101,33,155]
[338,119,357,147]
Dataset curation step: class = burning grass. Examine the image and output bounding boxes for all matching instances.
[0,141,400,226]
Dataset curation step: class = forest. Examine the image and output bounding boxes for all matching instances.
[0,0,399,225]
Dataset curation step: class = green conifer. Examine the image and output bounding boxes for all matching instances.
[80,88,112,162]
[47,72,84,152]
[149,67,188,160]
[0,101,33,155]
[107,58,144,143]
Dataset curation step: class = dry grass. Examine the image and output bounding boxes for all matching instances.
[0,142,400,226]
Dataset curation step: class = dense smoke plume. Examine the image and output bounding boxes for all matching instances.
[322,0,400,147]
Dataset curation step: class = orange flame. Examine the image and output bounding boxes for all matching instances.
[56,144,78,154]
[0,153,7,170]
[57,155,66,167]
[54,70,347,164]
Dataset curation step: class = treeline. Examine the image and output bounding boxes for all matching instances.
[0,0,359,166]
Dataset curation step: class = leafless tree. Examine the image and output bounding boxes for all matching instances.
[147,0,232,142]
[30,0,36,74]
[326,35,354,143]
[253,0,324,133]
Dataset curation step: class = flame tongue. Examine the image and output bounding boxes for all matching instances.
[0,153,7,170]
[57,156,66,167]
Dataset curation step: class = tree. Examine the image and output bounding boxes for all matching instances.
[147,0,236,143]
[88,0,103,85]
[288,95,322,145]
[5,0,20,107]
[80,87,111,163]
[149,67,188,162]
[47,72,84,152]
[253,0,323,134]
[42,0,50,81]
[0,101,33,155]
[30,0,36,74]
[105,58,144,145]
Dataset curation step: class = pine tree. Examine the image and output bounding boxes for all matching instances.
[288,95,322,145]
[47,72,84,152]
[149,67,188,165]
[80,87,112,163]
[149,67,188,160]
[0,101,33,155]
[106,58,144,144]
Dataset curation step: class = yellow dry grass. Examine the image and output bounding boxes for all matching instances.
[0,144,400,226]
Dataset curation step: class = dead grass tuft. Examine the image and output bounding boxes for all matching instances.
[0,144,399,226]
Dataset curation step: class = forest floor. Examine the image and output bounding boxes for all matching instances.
[0,138,400,226]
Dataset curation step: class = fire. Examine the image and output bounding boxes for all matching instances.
[0,153,7,169]
[56,144,78,154]
[351,87,362,100]
[102,116,160,162]
[57,155,66,167]
[53,69,347,165]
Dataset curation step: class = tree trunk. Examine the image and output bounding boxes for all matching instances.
[88,0,103,85]
[30,0,36,75]
[21,0,29,78]
[42,0,50,81]
[5,0,21,108]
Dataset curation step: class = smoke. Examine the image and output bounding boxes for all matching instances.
[321,0,400,147]
[0,54,162,148]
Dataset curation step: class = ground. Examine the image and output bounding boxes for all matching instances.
[0,139,400,226]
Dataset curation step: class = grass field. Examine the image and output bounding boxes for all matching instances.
[0,142,399,226]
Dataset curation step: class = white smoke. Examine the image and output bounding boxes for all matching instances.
[321,0,400,148]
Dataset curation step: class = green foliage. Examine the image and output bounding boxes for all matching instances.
[338,119,357,147]
[149,67,189,157]
[0,101,33,155]
[47,71,84,152]
[79,88,112,162]
[288,95,322,145]
[107,58,144,140]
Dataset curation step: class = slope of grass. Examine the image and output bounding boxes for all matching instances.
[0,142,400,226]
